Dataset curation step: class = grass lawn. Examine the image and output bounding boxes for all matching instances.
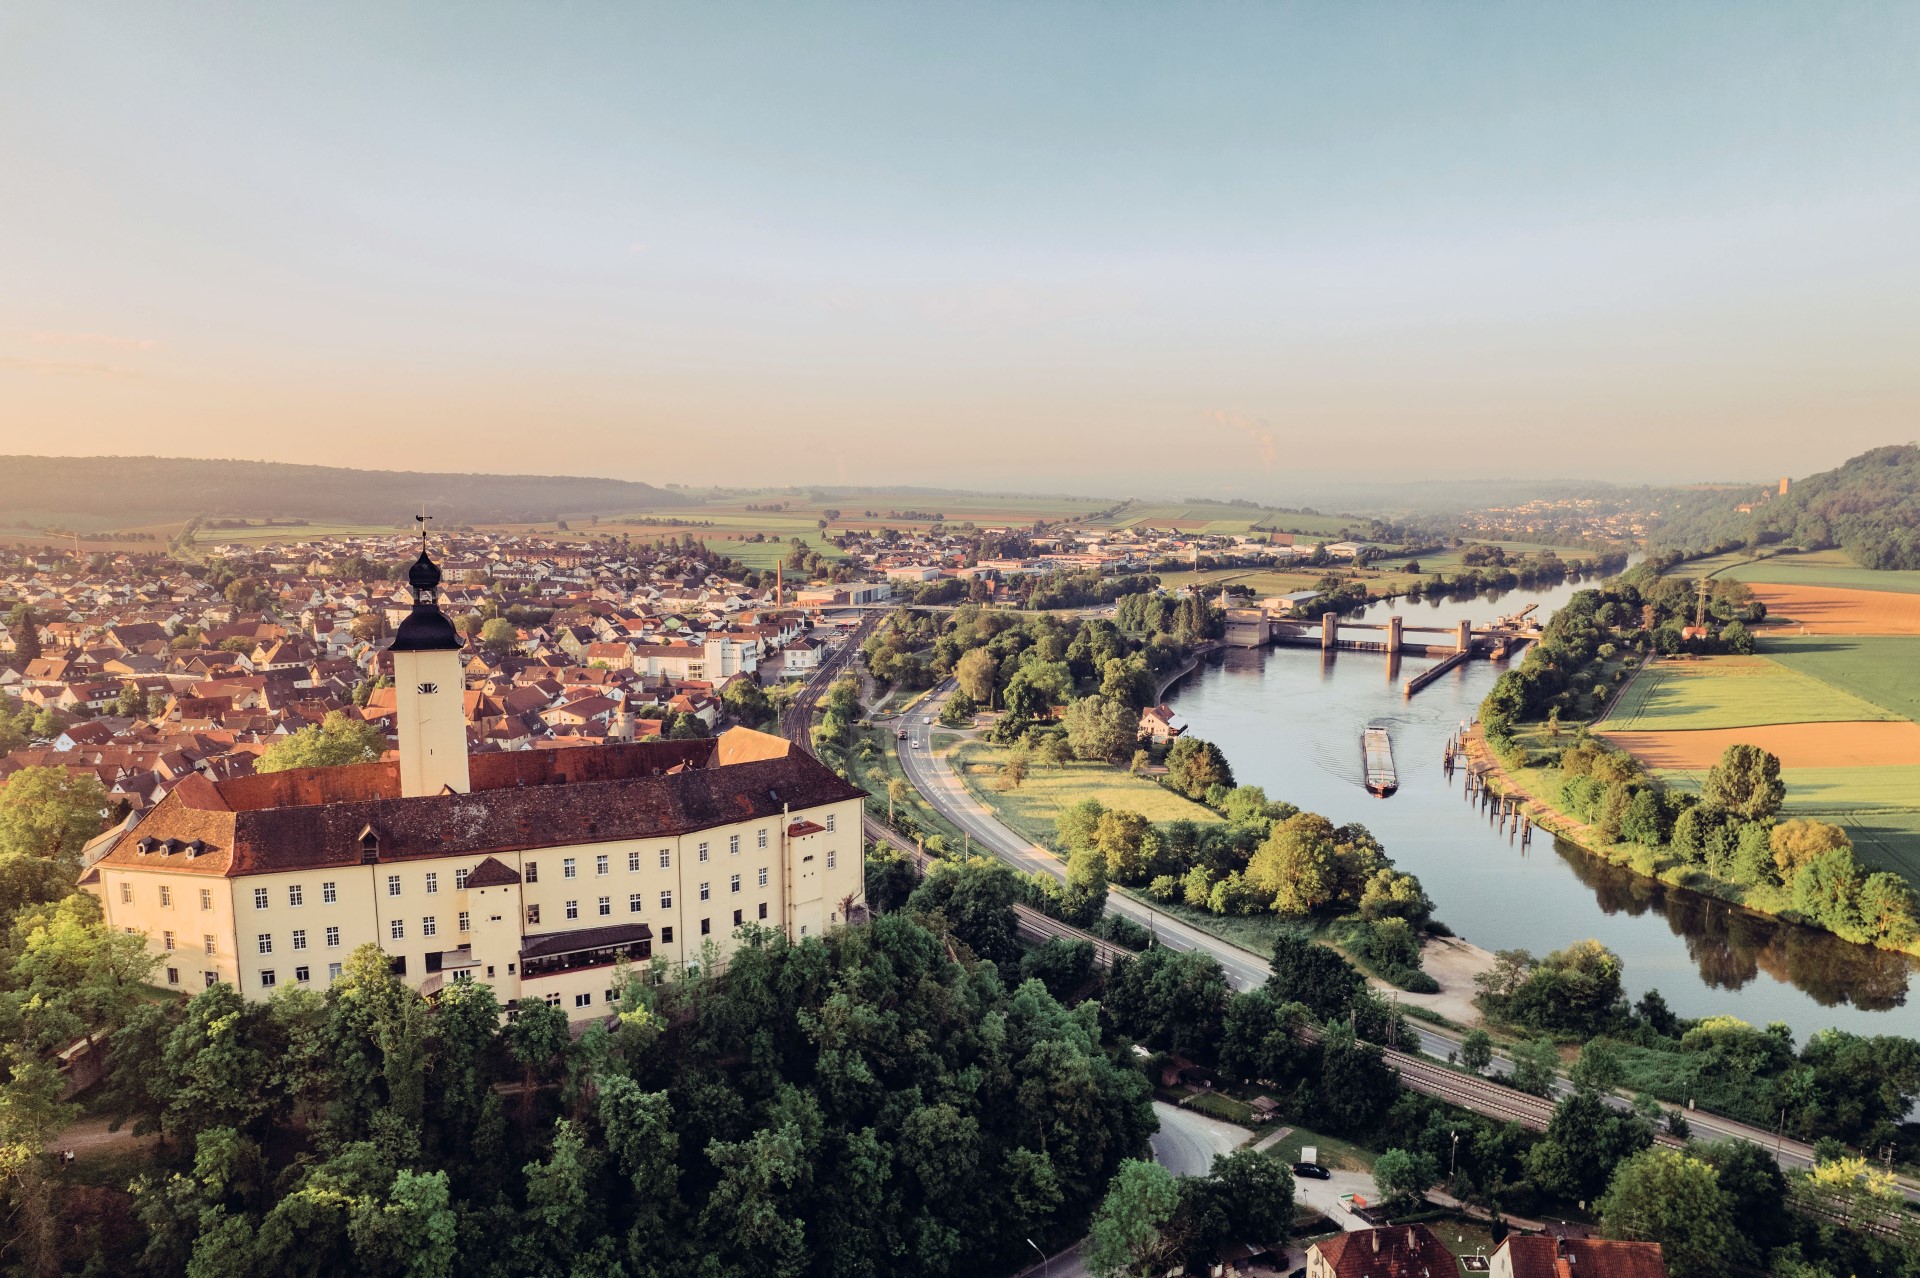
[1759,636,1920,723]
[947,740,1220,850]
[1121,891,1295,959]
[1597,656,1896,732]
[1262,1125,1376,1173]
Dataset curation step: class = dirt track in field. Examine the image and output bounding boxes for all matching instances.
[1749,583,1920,635]
[1600,721,1920,769]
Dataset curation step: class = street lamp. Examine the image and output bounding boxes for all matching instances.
[1450,1130,1459,1179]
[1026,1238,1048,1278]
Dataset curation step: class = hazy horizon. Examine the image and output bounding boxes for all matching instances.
[4,3,1917,494]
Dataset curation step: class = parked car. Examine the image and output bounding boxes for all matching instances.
[1291,1162,1331,1180]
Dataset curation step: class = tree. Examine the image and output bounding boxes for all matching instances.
[1509,1036,1560,1096]
[1062,694,1136,763]
[1094,809,1152,884]
[1703,743,1785,821]
[1597,1148,1738,1278]
[1770,818,1851,884]
[907,859,1022,965]
[350,610,389,644]
[256,711,386,773]
[0,765,107,869]
[478,617,518,653]
[1459,1029,1494,1076]
[954,648,998,706]
[1164,737,1233,799]
[721,677,772,727]
[997,750,1029,791]
[1086,1159,1181,1278]
[1528,1089,1652,1203]
[7,604,42,666]
[1265,933,1363,1023]
[1174,1148,1292,1263]
[1372,1147,1438,1208]
[937,689,976,727]
[1569,1039,1625,1093]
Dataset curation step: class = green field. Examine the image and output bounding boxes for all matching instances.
[1758,636,1920,723]
[193,521,403,546]
[947,739,1219,850]
[1087,501,1352,538]
[1711,549,1920,595]
[1652,765,1920,887]
[1598,657,1896,732]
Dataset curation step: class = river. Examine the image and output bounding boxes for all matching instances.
[1164,576,1920,1041]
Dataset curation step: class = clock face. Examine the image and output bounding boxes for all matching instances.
[416,682,438,695]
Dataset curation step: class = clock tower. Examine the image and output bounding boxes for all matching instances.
[387,542,470,798]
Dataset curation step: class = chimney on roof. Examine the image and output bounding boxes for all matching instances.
[1373,1231,1381,1254]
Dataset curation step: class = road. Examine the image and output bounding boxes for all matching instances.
[887,680,1911,1202]
[1149,1099,1246,1177]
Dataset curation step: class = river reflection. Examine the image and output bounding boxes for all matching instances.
[1167,577,1920,1040]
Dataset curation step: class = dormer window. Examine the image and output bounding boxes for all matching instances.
[136,837,158,855]
[359,825,380,864]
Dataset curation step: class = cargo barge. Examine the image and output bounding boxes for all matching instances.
[1362,725,1398,797]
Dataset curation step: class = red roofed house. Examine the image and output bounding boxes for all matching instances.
[1492,1237,1666,1278]
[1308,1225,1459,1278]
[84,545,867,1020]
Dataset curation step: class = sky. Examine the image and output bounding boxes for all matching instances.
[2,2,1917,498]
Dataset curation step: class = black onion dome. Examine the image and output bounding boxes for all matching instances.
[389,550,461,652]
[407,550,442,593]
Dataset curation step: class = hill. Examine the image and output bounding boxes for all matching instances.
[1649,444,1920,569]
[0,456,683,530]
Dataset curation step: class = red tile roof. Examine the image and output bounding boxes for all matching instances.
[1311,1226,1458,1278]
[91,732,861,879]
[1496,1238,1666,1278]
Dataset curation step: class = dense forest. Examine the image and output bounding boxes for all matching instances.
[0,457,683,529]
[1649,444,1920,569]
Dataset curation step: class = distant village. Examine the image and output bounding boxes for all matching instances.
[0,518,1369,819]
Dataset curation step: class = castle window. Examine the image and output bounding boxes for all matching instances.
[201,888,213,910]
[162,930,175,950]
[321,881,336,904]
[425,872,438,895]
[253,887,268,909]
[758,867,768,888]
[390,919,405,940]
[628,893,642,913]
[386,875,401,897]
[287,884,303,907]
[458,911,470,932]
[697,842,709,862]
[758,902,768,920]
[328,962,342,981]
[422,916,437,937]
[360,830,379,862]
[595,855,609,876]
[260,969,276,988]
[699,882,709,901]
[565,900,579,920]
[825,815,836,833]
[204,972,216,987]
[729,835,739,856]
[699,918,710,936]
[204,934,217,956]
[325,927,340,948]
[526,905,540,925]
[563,858,577,879]
[660,890,672,910]
[525,861,539,883]
[295,966,310,983]
[597,896,611,917]
[257,934,272,955]
[166,967,179,985]
[659,849,671,869]
[291,929,307,950]
[454,868,469,889]
[628,851,640,872]
[733,909,742,927]
[828,852,836,870]
[661,926,673,944]
[119,883,132,904]
[160,885,172,907]
[757,828,768,849]
[730,875,740,894]
[574,993,591,1009]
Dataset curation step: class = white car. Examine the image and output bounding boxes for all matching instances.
[910,741,920,751]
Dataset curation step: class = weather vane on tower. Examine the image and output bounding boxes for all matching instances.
[416,507,433,553]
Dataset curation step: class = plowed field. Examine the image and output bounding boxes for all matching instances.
[1749,583,1920,634]
[1599,721,1920,769]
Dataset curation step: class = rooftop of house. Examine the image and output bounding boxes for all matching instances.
[92,726,864,879]
[1311,1225,1459,1278]
[1495,1237,1666,1278]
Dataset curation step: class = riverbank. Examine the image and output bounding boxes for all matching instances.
[1464,726,1920,960]
[941,734,1493,1024]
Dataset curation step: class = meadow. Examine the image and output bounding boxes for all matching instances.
[1084,500,1353,538]
[946,738,1220,850]
[1746,583,1920,634]
[1596,656,1897,732]
[1713,548,1920,595]
[1758,635,1920,723]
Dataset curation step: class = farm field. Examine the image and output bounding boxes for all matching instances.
[1834,810,1920,886]
[1745,583,1920,634]
[947,738,1219,850]
[1596,656,1897,732]
[1759,636,1920,724]
[1656,766,1920,887]
[1713,549,1920,595]
[1087,501,1353,538]
[1598,721,1920,770]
